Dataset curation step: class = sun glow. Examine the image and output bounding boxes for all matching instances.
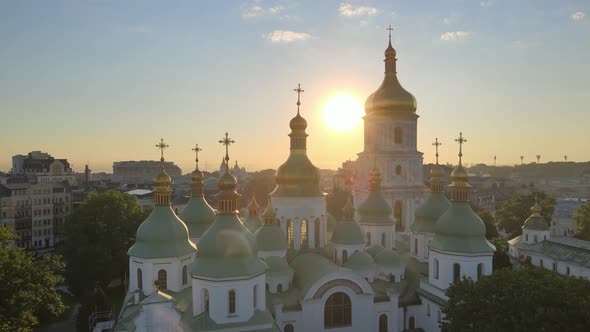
[323,95,364,131]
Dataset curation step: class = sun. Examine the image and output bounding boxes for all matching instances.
[323,95,364,131]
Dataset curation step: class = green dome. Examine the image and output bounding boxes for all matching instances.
[255,224,288,252]
[365,244,385,258]
[128,206,196,259]
[523,215,549,231]
[244,215,263,233]
[264,256,294,277]
[343,251,375,269]
[412,192,451,233]
[331,220,365,245]
[430,202,496,254]
[357,192,394,225]
[327,213,337,232]
[375,248,402,267]
[191,214,267,278]
[179,196,215,239]
[271,153,323,197]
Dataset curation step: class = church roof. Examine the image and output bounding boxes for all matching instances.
[265,256,294,277]
[523,215,549,231]
[375,248,403,267]
[244,214,263,233]
[291,253,340,297]
[327,213,337,232]
[331,219,365,245]
[412,192,451,233]
[255,224,288,252]
[179,196,215,238]
[365,244,385,258]
[343,251,376,270]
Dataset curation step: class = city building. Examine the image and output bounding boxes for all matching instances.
[11,151,78,185]
[113,160,182,184]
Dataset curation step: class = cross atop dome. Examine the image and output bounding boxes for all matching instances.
[433,138,442,164]
[455,132,467,165]
[192,144,202,169]
[294,83,304,114]
[218,132,235,164]
[156,138,169,163]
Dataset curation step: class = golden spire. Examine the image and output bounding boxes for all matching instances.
[342,195,355,221]
[216,132,241,214]
[384,25,397,74]
[262,199,277,225]
[387,25,394,47]
[248,196,260,216]
[450,132,471,202]
[153,138,172,206]
[191,144,204,197]
[369,155,382,192]
[430,138,444,193]
[289,83,308,150]
[294,83,304,115]
[531,194,542,217]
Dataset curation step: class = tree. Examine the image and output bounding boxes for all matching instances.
[63,190,145,297]
[241,169,277,208]
[476,210,498,240]
[442,267,590,332]
[496,190,556,238]
[0,225,65,331]
[573,201,590,241]
[490,238,511,270]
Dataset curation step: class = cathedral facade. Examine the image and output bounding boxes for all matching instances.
[114,35,495,332]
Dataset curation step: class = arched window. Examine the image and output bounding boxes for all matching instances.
[434,259,439,279]
[394,201,403,231]
[426,303,431,317]
[284,324,294,332]
[228,289,236,314]
[409,316,415,329]
[394,127,402,144]
[342,250,348,264]
[287,220,294,249]
[314,219,320,248]
[182,265,188,285]
[414,238,419,254]
[324,292,352,328]
[566,266,570,275]
[253,285,258,308]
[477,263,484,280]
[137,268,143,290]
[381,233,386,247]
[266,283,269,292]
[437,310,441,322]
[300,220,308,248]
[453,263,461,283]
[540,259,544,268]
[390,274,396,283]
[367,232,371,245]
[277,284,283,292]
[334,248,338,263]
[525,233,529,242]
[534,234,538,243]
[379,314,388,332]
[203,289,209,312]
[395,165,402,176]
[157,269,167,290]
[552,263,556,271]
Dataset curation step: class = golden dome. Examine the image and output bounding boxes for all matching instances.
[450,164,469,184]
[192,169,204,182]
[430,164,445,178]
[154,168,172,187]
[289,112,308,131]
[218,169,237,191]
[385,40,396,57]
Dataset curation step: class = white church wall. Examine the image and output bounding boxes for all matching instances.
[133,301,182,332]
[129,254,194,295]
[429,250,493,290]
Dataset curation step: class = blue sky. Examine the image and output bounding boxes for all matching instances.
[0,0,588,173]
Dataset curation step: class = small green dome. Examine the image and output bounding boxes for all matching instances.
[430,202,495,254]
[365,244,385,258]
[523,215,549,231]
[412,192,451,233]
[271,153,323,197]
[331,220,365,245]
[255,224,288,252]
[343,251,375,269]
[327,213,337,232]
[264,256,294,277]
[191,214,267,278]
[375,249,402,267]
[128,206,196,259]
[244,215,263,233]
[357,192,394,225]
[179,196,215,239]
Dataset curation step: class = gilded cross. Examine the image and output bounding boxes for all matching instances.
[156,138,169,162]
[455,132,466,162]
[432,138,442,164]
[218,132,235,163]
[294,83,304,111]
[192,144,202,167]
[387,25,394,40]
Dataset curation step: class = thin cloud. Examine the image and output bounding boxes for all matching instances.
[241,1,285,19]
[265,30,312,43]
[339,3,379,17]
[480,0,494,8]
[440,31,471,41]
[571,12,586,21]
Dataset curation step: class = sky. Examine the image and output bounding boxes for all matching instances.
[0,0,589,174]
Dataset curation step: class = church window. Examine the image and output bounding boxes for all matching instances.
[540,259,544,268]
[137,268,143,290]
[552,263,556,271]
[287,221,294,249]
[379,314,388,332]
[228,289,236,314]
[278,284,283,292]
[394,127,402,144]
[394,201,403,231]
[203,289,209,312]
[534,235,538,243]
[342,250,348,264]
[367,232,371,245]
[434,259,439,279]
[182,265,188,285]
[390,274,396,283]
[381,233,386,247]
[414,238,418,254]
[409,316,416,329]
[253,285,258,308]
[525,234,529,242]
[437,310,441,322]
[324,292,352,328]
[453,263,461,283]
[426,303,431,317]
[334,248,337,264]
[477,263,484,280]
[157,269,168,290]
[544,235,547,241]
[284,324,294,332]
[314,219,320,248]
[566,266,570,275]
[395,165,402,176]
[300,220,308,248]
